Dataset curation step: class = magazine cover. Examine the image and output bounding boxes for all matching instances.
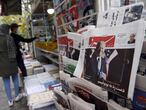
[67,78,129,110]
[82,20,144,99]
[97,2,143,28]
[132,88,146,110]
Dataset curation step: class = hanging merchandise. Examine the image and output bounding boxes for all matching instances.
[58,26,95,76]
[54,1,146,110]
[110,0,121,8]
[55,0,96,34]
[97,2,143,28]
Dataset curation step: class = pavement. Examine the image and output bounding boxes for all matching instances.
[0,77,29,110]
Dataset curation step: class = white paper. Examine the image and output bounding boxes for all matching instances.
[68,93,95,110]
[82,20,144,99]
[97,2,144,28]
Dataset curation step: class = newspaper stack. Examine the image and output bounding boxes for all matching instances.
[24,59,43,75]
[43,64,59,74]
[24,72,61,95]
[24,75,46,95]
[33,66,44,74]
[28,91,54,110]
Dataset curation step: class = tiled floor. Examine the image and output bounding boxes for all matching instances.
[0,78,29,110]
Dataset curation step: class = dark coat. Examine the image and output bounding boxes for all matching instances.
[0,24,18,77]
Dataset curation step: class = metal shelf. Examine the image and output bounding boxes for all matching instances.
[136,74,146,91]
[57,12,97,28]
[54,0,66,10]
[36,47,59,56]
[42,53,59,65]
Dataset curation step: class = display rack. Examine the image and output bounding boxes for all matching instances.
[42,53,59,65]
[53,1,146,110]
[54,0,97,35]
[36,47,59,65]
[37,47,59,56]
[31,12,59,67]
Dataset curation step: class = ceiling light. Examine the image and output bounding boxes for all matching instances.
[47,8,54,14]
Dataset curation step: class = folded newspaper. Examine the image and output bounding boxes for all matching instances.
[67,78,129,110]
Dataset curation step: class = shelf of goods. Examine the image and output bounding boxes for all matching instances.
[36,47,59,65]
[37,47,59,56]
[52,0,146,110]
[54,0,97,35]
[42,52,59,65]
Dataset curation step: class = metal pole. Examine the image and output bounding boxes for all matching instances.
[30,16,37,58]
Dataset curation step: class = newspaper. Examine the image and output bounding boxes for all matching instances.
[68,93,95,110]
[53,89,70,110]
[81,20,145,99]
[58,34,68,71]
[67,78,129,110]
[58,33,80,76]
[97,2,143,28]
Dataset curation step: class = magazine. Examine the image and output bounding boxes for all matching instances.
[97,2,144,28]
[132,88,146,110]
[82,20,145,99]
